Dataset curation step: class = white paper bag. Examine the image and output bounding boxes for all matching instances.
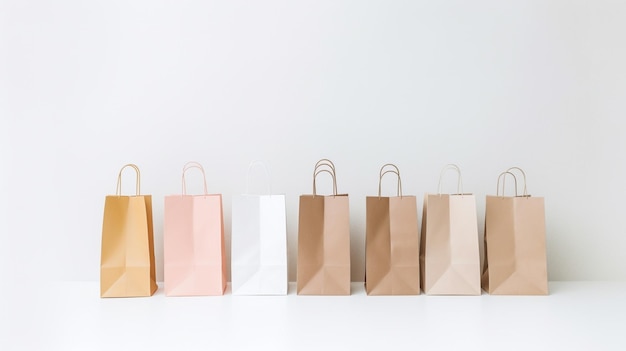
[231,161,288,295]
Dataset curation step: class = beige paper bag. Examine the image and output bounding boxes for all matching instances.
[100,164,157,298]
[297,159,351,295]
[420,164,481,295]
[365,164,420,295]
[482,168,549,295]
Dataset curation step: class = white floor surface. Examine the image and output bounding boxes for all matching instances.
[3,282,626,350]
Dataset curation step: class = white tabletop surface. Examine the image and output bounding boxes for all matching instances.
[3,282,626,351]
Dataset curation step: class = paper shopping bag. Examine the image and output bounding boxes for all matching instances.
[420,164,481,295]
[365,164,420,295]
[482,168,548,295]
[231,161,288,295]
[100,164,157,297]
[163,162,226,296]
[297,159,351,295]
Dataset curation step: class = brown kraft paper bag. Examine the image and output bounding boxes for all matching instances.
[420,164,481,295]
[482,167,548,295]
[365,164,420,295]
[100,164,157,297]
[297,159,350,295]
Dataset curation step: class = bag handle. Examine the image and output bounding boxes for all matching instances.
[437,164,463,195]
[378,163,402,198]
[181,161,209,195]
[313,170,337,196]
[183,161,204,171]
[496,171,518,197]
[115,164,140,196]
[314,158,336,175]
[312,159,338,196]
[246,160,271,195]
[505,166,528,196]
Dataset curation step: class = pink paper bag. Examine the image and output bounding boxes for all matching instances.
[163,162,226,296]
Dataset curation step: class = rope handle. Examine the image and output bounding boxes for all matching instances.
[181,161,208,195]
[313,169,338,196]
[377,164,402,197]
[312,159,338,196]
[496,171,518,197]
[246,160,271,195]
[183,161,203,171]
[437,164,463,195]
[314,158,336,175]
[115,164,140,196]
[505,166,529,196]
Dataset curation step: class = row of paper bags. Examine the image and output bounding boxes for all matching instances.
[100,160,548,297]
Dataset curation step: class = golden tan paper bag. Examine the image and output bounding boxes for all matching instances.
[100,164,157,297]
[297,159,350,295]
[365,164,420,295]
[482,168,548,295]
[420,164,481,295]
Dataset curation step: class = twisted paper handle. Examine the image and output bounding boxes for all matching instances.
[378,163,402,198]
[437,164,463,195]
[496,171,518,197]
[181,161,208,195]
[505,166,529,197]
[115,164,140,196]
[312,159,338,196]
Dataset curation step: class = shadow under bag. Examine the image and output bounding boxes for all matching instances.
[100,164,157,297]
[297,159,351,295]
[482,168,548,295]
[365,164,420,295]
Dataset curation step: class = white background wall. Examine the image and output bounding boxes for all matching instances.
[2,0,625,285]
